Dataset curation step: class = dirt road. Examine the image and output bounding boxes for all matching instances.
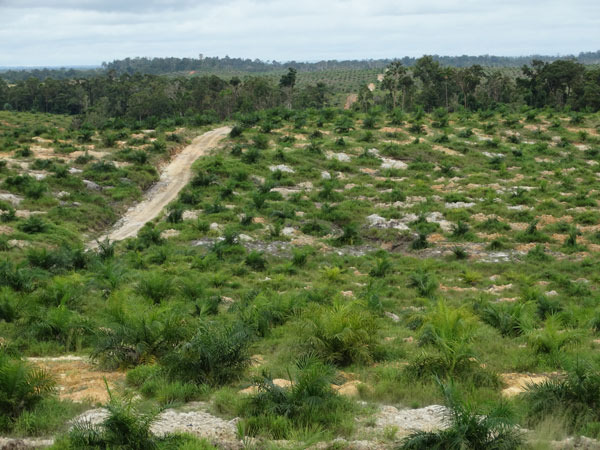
[90,126,230,247]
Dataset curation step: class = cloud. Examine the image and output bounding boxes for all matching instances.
[0,0,598,66]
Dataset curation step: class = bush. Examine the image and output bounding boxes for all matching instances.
[477,301,535,337]
[18,216,48,234]
[407,268,438,298]
[404,301,496,385]
[0,260,37,292]
[162,322,250,386]
[138,272,173,303]
[297,301,381,366]
[67,396,159,450]
[369,257,392,278]
[334,223,361,246]
[0,353,56,431]
[526,315,580,356]
[523,362,600,433]
[92,308,190,369]
[245,251,267,271]
[243,355,353,438]
[400,383,522,450]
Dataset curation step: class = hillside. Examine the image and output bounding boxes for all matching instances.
[1,106,600,448]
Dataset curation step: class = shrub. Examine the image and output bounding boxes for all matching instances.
[404,300,496,385]
[229,126,243,138]
[0,353,56,430]
[411,233,429,250]
[400,383,522,450]
[92,308,190,369]
[526,315,580,356]
[369,257,392,278]
[523,362,600,433]
[0,260,37,292]
[477,301,536,337]
[138,272,173,304]
[162,322,250,386]
[334,223,361,246]
[166,207,183,224]
[243,355,353,438]
[245,251,267,271]
[407,268,438,298]
[297,301,381,366]
[67,396,159,450]
[18,216,48,234]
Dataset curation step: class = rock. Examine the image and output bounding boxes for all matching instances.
[269,164,295,173]
[321,171,331,180]
[209,222,220,231]
[270,187,301,197]
[238,234,253,242]
[445,201,476,209]
[182,210,201,220]
[546,290,559,297]
[366,214,409,231]
[15,210,45,219]
[68,167,82,174]
[327,152,351,162]
[160,229,180,239]
[83,180,101,191]
[8,239,29,248]
[375,404,449,436]
[425,212,454,233]
[385,311,400,322]
[281,227,296,237]
[297,181,313,190]
[381,158,407,170]
[72,406,240,446]
[367,148,379,156]
[56,191,70,199]
[0,438,55,448]
[482,151,504,158]
[0,193,23,205]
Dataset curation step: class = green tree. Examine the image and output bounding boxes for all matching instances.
[279,67,297,109]
[382,61,413,110]
[454,64,484,109]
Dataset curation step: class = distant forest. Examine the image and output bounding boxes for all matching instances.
[2,56,600,122]
[1,51,600,82]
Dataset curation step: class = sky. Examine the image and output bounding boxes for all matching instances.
[0,0,599,67]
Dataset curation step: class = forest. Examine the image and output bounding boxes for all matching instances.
[1,57,600,126]
[2,51,600,82]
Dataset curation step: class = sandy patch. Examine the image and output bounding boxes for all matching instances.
[30,357,125,404]
[501,372,556,397]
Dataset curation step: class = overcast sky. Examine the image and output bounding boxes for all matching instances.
[0,0,598,67]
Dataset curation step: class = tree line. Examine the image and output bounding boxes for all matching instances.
[2,51,599,82]
[1,57,599,128]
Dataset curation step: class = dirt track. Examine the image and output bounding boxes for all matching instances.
[90,126,230,246]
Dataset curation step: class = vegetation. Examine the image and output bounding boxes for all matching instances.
[2,71,600,447]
